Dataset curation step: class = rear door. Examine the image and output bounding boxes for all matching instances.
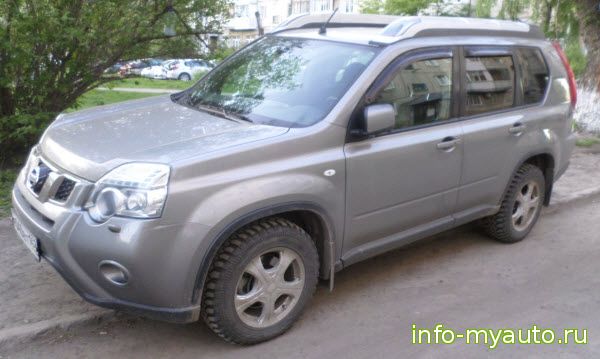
[454,46,551,223]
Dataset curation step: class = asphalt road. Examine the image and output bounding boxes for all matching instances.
[3,196,600,358]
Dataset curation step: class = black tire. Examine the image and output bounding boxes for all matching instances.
[201,217,319,344]
[481,164,546,243]
[178,73,191,81]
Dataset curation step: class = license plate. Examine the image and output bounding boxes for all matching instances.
[12,211,40,262]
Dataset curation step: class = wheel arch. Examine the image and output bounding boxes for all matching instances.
[191,202,336,304]
[178,72,191,80]
[505,152,555,207]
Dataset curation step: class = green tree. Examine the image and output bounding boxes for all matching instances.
[526,0,588,77]
[574,0,600,90]
[475,0,496,17]
[384,0,436,15]
[360,0,385,14]
[497,0,529,19]
[0,0,230,164]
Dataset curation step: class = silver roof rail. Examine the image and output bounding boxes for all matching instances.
[270,13,398,34]
[271,14,545,41]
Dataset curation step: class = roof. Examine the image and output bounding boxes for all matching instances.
[271,14,545,44]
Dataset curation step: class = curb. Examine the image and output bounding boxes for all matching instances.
[0,310,115,350]
[1,184,600,348]
[549,186,600,210]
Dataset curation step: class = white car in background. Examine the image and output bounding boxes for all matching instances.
[164,59,214,81]
[140,60,175,79]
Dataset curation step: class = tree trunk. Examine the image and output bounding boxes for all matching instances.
[543,1,553,34]
[577,0,600,90]
[0,88,15,117]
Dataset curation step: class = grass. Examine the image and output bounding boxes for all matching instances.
[68,89,161,112]
[67,72,207,112]
[0,169,17,218]
[104,77,192,90]
[576,137,600,147]
[102,72,206,91]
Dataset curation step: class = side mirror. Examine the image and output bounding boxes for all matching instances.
[364,104,395,134]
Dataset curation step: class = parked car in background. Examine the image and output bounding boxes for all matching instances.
[119,59,163,77]
[104,62,125,75]
[164,59,214,81]
[140,60,173,79]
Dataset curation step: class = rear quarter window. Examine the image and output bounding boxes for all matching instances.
[516,48,549,104]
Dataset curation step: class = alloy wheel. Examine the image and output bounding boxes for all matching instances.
[512,180,541,231]
[234,247,305,328]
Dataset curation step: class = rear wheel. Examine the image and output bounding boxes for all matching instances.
[178,72,191,81]
[201,218,319,344]
[481,164,545,243]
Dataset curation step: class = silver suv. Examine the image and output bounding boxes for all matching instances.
[12,15,576,344]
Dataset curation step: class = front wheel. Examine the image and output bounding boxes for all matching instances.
[481,164,545,243]
[201,218,319,344]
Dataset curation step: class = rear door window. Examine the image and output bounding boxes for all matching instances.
[516,48,549,104]
[464,55,515,116]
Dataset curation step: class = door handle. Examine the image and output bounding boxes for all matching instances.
[509,123,526,135]
[436,137,461,151]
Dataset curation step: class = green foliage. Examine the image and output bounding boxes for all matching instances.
[576,137,600,147]
[498,0,530,20]
[0,113,55,166]
[0,169,17,217]
[208,45,237,63]
[0,0,230,162]
[565,39,587,77]
[361,0,385,14]
[475,0,495,17]
[384,0,436,15]
[526,0,587,78]
[436,2,471,16]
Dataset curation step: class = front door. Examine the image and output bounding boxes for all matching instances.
[342,49,463,263]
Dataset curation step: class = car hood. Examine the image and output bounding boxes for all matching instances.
[40,95,288,181]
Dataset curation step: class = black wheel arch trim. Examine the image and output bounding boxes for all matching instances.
[501,151,556,208]
[191,201,337,304]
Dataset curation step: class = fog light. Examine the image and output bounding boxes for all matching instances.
[99,260,129,286]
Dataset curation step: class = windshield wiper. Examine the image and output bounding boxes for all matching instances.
[223,109,253,124]
[195,103,253,124]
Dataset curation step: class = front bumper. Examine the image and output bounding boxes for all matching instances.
[11,166,208,323]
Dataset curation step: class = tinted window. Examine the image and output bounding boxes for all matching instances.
[465,56,515,116]
[183,36,379,127]
[373,57,453,129]
[516,48,549,104]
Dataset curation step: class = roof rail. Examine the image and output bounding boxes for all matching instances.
[382,16,545,40]
[271,14,545,41]
[270,13,398,34]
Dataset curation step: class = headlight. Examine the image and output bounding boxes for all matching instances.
[87,163,170,222]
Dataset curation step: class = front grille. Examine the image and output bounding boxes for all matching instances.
[55,178,76,201]
[25,157,79,203]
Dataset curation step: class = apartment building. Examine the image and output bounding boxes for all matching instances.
[225,0,362,48]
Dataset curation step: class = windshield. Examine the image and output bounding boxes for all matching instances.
[179,36,379,127]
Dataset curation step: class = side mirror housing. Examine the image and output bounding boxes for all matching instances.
[364,104,395,135]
